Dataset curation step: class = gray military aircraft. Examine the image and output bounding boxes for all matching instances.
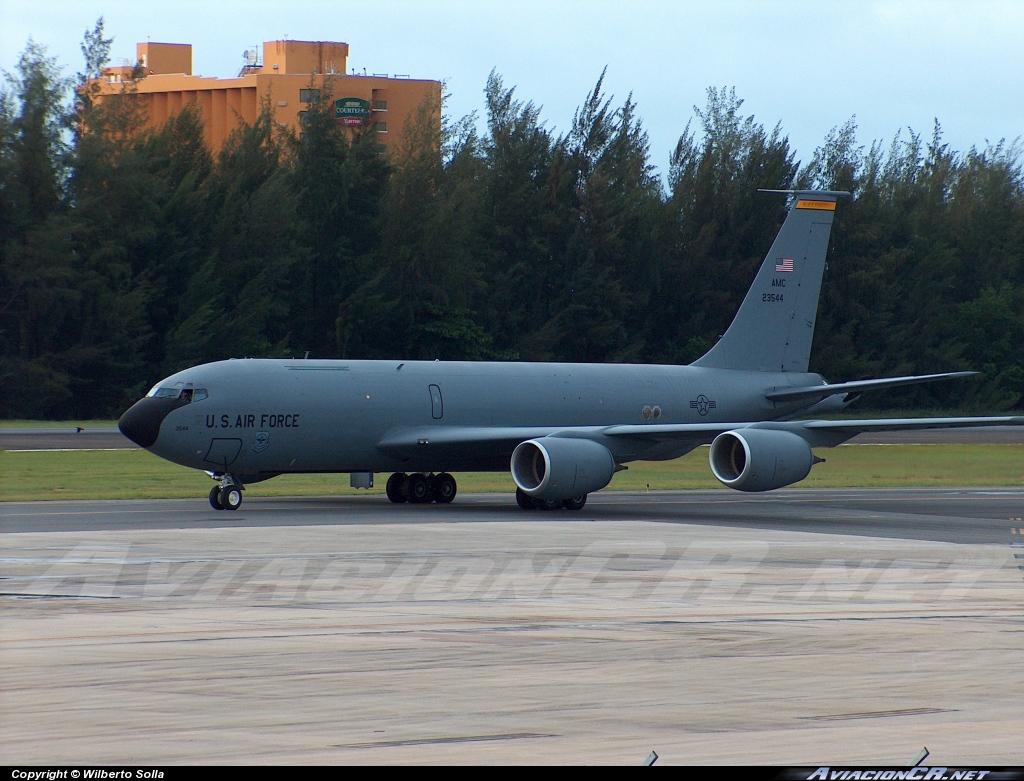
[118,189,1024,511]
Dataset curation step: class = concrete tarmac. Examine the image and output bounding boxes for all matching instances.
[2,490,1023,764]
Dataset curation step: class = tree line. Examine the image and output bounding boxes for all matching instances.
[2,24,1022,419]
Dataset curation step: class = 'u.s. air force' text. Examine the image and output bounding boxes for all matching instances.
[205,413,300,429]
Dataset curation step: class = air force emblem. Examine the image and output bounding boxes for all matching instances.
[252,431,270,453]
[689,395,717,416]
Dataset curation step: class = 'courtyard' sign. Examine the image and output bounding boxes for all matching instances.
[335,98,370,126]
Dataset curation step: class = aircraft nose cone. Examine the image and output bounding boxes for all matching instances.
[118,397,188,448]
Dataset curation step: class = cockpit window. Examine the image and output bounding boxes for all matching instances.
[146,385,208,402]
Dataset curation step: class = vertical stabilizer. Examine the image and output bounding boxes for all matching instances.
[691,190,847,372]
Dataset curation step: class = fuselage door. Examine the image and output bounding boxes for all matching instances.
[429,384,443,419]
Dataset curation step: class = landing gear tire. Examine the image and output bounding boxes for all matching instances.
[431,473,457,504]
[516,488,536,510]
[220,485,243,511]
[404,473,431,504]
[386,472,408,503]
[536,498,561,511]
[562,495,587,511]
[209,486,224,510]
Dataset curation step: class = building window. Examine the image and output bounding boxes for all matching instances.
[298,111,311,127]
[299,89,320,103]
[373,121,387,133]
[371,100,388,111]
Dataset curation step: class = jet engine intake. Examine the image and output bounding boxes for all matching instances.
[709,429,814,492]
[511,437,615,501]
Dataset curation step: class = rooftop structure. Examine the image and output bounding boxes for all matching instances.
[91,40,440,152]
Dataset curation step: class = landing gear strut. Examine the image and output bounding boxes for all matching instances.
[385,472,458,505]
[209,475,243,510]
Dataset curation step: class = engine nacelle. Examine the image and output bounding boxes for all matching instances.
[709,429,814,492]
[511,437,616,501]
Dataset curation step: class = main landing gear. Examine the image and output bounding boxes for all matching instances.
[516,488,587,511]
[386,472,457,505]
[209,475,243,511]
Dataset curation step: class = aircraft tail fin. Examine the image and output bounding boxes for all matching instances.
[691,190,849,372]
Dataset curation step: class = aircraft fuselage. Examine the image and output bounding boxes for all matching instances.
[133,358,822,479]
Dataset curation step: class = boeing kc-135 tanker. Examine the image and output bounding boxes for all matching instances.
[118,190,1024,511]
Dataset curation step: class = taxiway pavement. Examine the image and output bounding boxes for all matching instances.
[2,489,1023,764]
[3,488,1024,544]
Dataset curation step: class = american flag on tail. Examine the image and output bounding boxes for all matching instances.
[775,257,794,272]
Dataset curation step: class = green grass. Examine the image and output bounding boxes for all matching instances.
[2,444,1022,501]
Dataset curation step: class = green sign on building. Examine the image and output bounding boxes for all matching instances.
[335,98,371,126]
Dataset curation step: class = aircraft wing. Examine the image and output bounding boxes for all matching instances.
[794,415,1024,446]
[378,423,740,450]
[377,426,571,460]
[376,423,735,462]
[602,416,1024,449]
[800,416,1024,432]
[379,416,1024,457]
[764,372,976,403]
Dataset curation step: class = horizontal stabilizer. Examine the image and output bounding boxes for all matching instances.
[765,372,977,403]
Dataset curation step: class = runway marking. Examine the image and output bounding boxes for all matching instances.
[802,707,954,721]
[839,442,1006,446]
[340,732,557,749]
[0,592,118,600]
[1,508,222,517]
[4,489,1023,517]
[598,497,1024,509]
[4,488,1024,509]
[3,448,135,452]
[3,610,1015,650]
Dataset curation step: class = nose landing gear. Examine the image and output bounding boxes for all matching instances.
[209,475,243,510]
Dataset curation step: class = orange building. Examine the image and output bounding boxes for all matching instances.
[92,40,441,152]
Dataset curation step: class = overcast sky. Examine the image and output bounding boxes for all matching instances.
[3,0,1022,179]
